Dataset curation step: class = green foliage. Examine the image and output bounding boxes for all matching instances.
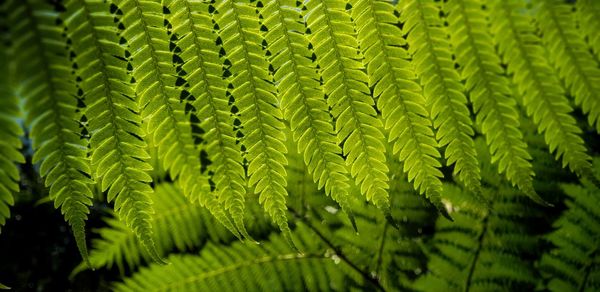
[74,183,272,274]
[113,224,366,292]
[0,4,24,233]
[539,174,600,291]
[1,0,600,290]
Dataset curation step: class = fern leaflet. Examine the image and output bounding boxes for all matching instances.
[306,0,391,211]
[75,0,162,263]
[400,0,481,194]
[445,0,542,204]
[490,0,593,180]
[536,0,600,134]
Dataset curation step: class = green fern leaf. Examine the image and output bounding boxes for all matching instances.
[7,0,94,263]
[211,0,292,243]
[536,0,600,134]
[540,181,600,291]
[351,0,445,213]
[0,4,25,233]
[415,183,543,291]
[577,0,600,60]
[75,0,163,264]
[306,0,390,211]
[73,183,273,275]
[114,224,365,292]
[400,0,481,194]
[445,0,542,204]
[116,0,241,238]
[261,0,355,225]
[490,0,593,180]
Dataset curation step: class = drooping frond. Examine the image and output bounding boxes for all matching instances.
[400,0,481,194]
[0,4,25,233]
[445,0,541,204]
[73,183,273,275]
[7,0,94,262]
[535,0,600,134]
[72,0,162,263]
[261,0,355,225]
[540,178,600,291]
[351,0,446,213]
[113,224,367,292]
[577,0,600,59]
[490,0,593,180]
[210,0,291,241]
[305,0,390,211]
[414,182,544,291]
[112,0,240,238]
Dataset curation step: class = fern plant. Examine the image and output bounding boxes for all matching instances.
[1,0,600,290]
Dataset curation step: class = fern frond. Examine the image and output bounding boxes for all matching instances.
[445,0,542,204]
[414,183,543,291]
[351,0,445,213]
[114,224,365,291]
[7,0,94,262]
[540,181,600,292]
[113,0,241,238]
[261,1,355,223]
[400,0,481,194]
[577,0,600,60]
[490,0,593,180]
[329,160,435,290]
[210,0,291,241]
[74,0,162,263]
[0,5,25,233]
[74,183,273,275]
[306,0,390,211]
[535,0,600,134]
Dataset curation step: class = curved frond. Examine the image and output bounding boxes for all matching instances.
[490,0,593,179]
[352,0,445,214]
[113,224,365,292]
[535,0,600,134]
[74,183,273,274]
[400,0,481,194]
[74,0,162,263]
[577,0,600,59]
[9,0,94,262]
[210,1,291,241]
[414,183,544,291]
[306,0,390,211]
[445,0,541,203]
[115,0,241,238]
[262,1,355,223]
[540,180,600,292]
[0,4,25,233]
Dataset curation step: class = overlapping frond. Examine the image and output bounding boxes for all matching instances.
[535,0,600,134]
[72,0,161,263]
[577,0,600,59]
[210,0,291,242]
[329,162,435,291]
[490,0,593,180]
[74,183,273,274]
[261,1,355,223]
[540,177,600,291]
[114,0,241,238]
[7,0,94,262]
[306,0,390,211]
[414,183,543,292]
[400,0,481,194]
[0,5,24,233]
[114,224,364,292]
[351,0,445,214]
[445,0,541,204]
